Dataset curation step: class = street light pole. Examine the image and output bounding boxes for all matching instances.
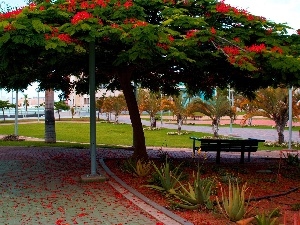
[228,86,234,135]
[288,87,293,149]
[160,92,163,126]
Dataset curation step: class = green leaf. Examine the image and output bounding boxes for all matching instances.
[32,20,47,33]
[0,32,10,48]
[0,21,9,29]
[45,42,58,50]
[80,23,91,31]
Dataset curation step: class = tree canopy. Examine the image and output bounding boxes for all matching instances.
[1,0,300,158]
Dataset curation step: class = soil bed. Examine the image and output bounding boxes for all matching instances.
[105,156,300,225]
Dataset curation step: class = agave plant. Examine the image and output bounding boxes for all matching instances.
[144,157,182,193]
[131,159,152,177]
[216,180,252,222]
[254,208,279,225]
[171,169,214,210]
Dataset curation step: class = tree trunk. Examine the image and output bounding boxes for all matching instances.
[212,117,220,138]
[275,114,288,144]
[247,118,252,126]
[2,109,5,122]
[114,113,119,124]
[150,114,156,128]
[276,124,285,144]
[118,70,148,160]
[45,89,56,143]
[177,114,183,134]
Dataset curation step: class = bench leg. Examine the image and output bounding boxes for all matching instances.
[192,140,196,156]
[216,151,221,164]
[240,152,245,164]
[248,152,251,162]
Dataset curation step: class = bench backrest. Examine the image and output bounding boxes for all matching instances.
[191,138,265,152]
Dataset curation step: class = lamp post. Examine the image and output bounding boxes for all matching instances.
[160,92,163,126]
[228,86,234,135]
[288,87,293,149]
[37,90,40,122]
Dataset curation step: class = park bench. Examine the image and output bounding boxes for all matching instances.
[190,137,265,164]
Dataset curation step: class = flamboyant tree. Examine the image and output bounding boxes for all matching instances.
[1,0,300,159]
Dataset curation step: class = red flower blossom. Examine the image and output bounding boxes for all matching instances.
[168,35,174,42]
[124,18,136,24]
[0,8,23,20]
[266,28,273,35]
[157,43,169,50]
[58,34,73,43]
[80,1,89,9]
[96,0,109,8]
[111,23,119,29]
[114,1,121,7]
[246,14,255,21]
[186,29,197,38]
[71,11,92,24]
[39,6,45,10]
[211,27,216,34]
[233,37,240,42]
[216,1,231,13]
[29,3,36,9]
[133,21,147,28]
[124,0,133,9]
[4,24,14,31]
[271,46,283,54]
[222,46,240,55]
[163,0,176,4]
[246,43,266,53]
[297,29,300,35]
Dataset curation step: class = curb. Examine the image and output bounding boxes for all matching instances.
[99,158,194,225]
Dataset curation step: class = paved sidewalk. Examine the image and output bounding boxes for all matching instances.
[0,147,166,225]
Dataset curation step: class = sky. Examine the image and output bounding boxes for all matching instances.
[1,0,299,100]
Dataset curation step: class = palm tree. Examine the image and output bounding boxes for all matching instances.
[240,87,300,144]
[44,89,56,143]
[190,94,234,138]
[162,94,193,134]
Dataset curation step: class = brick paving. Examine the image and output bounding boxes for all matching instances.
[0,147,163,225]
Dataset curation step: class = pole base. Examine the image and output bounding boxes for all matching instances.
[80,174,107,183]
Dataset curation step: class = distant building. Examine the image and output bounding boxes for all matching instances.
[67,76,122,109]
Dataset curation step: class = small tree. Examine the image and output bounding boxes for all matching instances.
[96,95,105,121]
[190,94,234,138]
[23,94,29,116]
[54,100,70,121]
[0,100,15,121]
[137,89,162,128]
[70,107,76,119]
[102,95,127,123]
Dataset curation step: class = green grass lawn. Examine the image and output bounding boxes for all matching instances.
[0,121,295,150]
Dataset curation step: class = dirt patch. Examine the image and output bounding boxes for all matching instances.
[105,157,300,224]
